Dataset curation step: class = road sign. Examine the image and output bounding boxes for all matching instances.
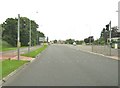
[39,37,45,42]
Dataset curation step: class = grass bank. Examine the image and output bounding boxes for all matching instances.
[0,39,28,51]
[22,45,48,58]
[0,60,28,78]
[0,39,17,51]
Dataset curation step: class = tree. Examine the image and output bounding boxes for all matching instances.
[100,28,108,44]
[84,36,94,44]
[2,17,45,47]
[111,26,120,38]
[84,38,89,44]
[88,36,94,43]
[2,18,18,46]
[75,40,84,45]
[20,17,30,46]
[0,24,4,39]
[53,40,57,43]
[65,39,75,44]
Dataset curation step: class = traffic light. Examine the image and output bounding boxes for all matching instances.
[23,20,26,28]
[106,24,109,31]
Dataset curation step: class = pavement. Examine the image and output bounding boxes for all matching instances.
[2,44,118,86]
[66,44,119,60]
[11,56,34,61]
[0,45,42,61]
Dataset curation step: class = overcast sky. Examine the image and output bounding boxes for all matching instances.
[0,0,119,41]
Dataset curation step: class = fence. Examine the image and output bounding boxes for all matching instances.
[78,45,119,58]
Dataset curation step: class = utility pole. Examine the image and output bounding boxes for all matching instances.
[17,14,20,60]
[109,21,111,56]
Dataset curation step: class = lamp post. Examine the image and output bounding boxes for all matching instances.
[36,11,39,46]
[28,11,39,54]
[17,14,20,60]
[116,1,120,50]
[118,1,120,32]
[28,20,31,54]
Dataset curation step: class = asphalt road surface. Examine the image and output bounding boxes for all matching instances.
[3,44,118,86]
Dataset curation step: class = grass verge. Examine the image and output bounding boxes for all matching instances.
[0,39,16,51]
[22,45,48,58]
[1,46,28,52]
[0,60,28,78]
[1,47,17,51]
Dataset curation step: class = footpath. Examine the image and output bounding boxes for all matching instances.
[0,45,42,61]
[65,44,119,60]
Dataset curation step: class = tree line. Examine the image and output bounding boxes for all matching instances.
[84,24,120,45]
[1,17,45,47]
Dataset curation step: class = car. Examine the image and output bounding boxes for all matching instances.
[73,42,76,46]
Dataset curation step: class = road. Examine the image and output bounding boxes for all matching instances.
[3,44,118,86]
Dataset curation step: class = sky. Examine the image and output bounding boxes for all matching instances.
[0,0,119,41]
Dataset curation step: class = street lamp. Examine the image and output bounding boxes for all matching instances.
[116,1,120,31]
[28,11,39,54]
[118,1,120,32]
[17,14,20,60]
[35,11,39,46]
[115,1,120,50]
[28,20,31,54]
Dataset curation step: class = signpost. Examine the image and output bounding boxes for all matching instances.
[39,37,45,42]
[39,37,45,45]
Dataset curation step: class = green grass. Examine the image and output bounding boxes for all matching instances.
[2,47,17,51]
[0,60,28,78]
[22,45,48,58]
[0,39,28,51]
[0,39,17,51]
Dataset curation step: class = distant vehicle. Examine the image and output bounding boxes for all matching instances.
[73,42,76,46]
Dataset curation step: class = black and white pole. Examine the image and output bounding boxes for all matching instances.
[17,14,20,60]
